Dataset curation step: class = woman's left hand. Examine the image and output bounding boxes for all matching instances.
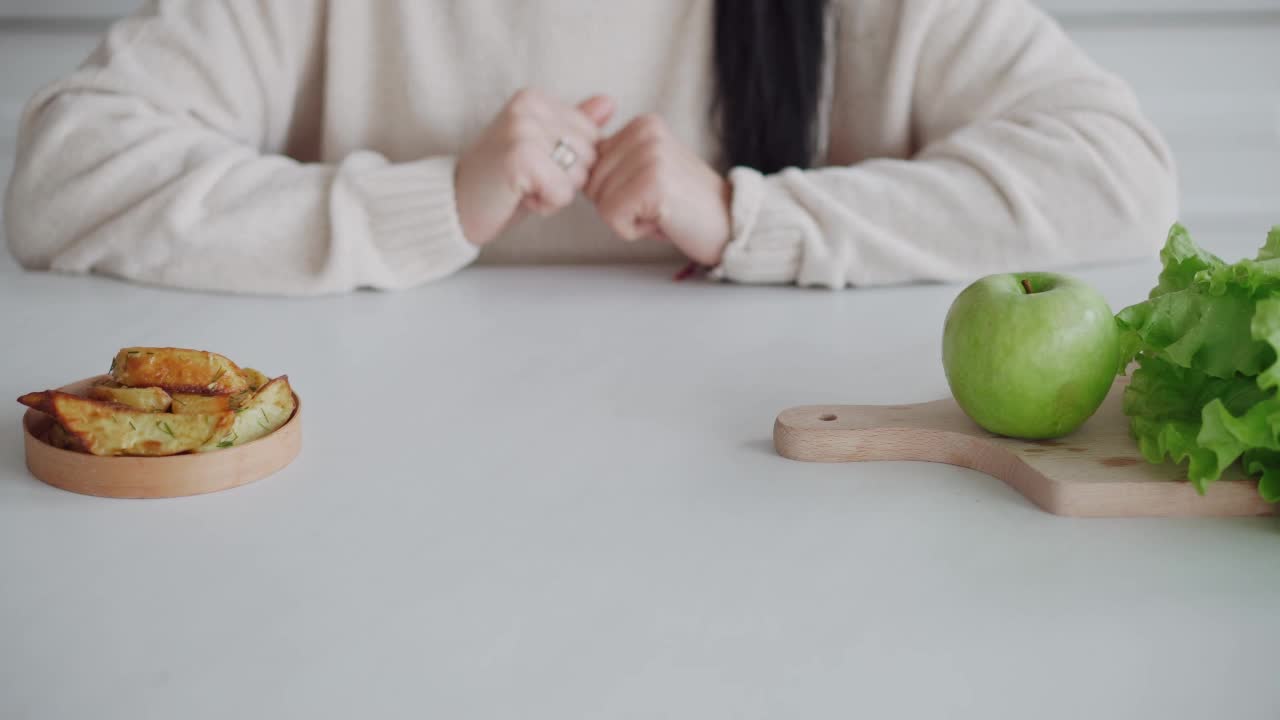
[585,114,732,266]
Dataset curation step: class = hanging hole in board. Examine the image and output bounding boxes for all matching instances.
[819,414,837,422]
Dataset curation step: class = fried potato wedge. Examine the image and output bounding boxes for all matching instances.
[19,393,85,450]
[171,393,233,415]
[87,383,172,412]
[242,368,270,392]
[110,347,249,395]
[199,376,296,452]
[17,391,53,414]
[47,422,85,452]
[49,392,232,457]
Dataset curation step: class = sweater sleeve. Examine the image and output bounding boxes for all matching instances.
[713,0,1178,288]
[3,0,476,296]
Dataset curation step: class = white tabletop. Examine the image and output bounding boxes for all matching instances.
[1,234,1278,719]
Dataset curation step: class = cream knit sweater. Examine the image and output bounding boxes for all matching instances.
[4,0,1177,295]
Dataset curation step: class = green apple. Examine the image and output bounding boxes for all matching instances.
[942,272,1119,440]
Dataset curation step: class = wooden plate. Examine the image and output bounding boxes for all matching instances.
[21,376,301,499]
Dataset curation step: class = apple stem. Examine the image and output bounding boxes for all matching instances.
[1021,278,1034,295]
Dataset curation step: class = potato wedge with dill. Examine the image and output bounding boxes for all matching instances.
[87,381,172,412]
[242,368,270,392]
[110,347,249,395]
[170,393,233,415]
[48,392,232,457]
[46,422,84,452]
[17,347,294,457]
[17,391,53,414]
[199,376,295,452]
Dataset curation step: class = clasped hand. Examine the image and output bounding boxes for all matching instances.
[454,89,731,266]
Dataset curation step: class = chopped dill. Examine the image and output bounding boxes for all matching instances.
[207,368,226,389]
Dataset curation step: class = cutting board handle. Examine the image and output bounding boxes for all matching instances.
[772,386,1274,518]
[774,401,1056,508]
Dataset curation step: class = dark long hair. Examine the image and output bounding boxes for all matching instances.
[713,0,830,174]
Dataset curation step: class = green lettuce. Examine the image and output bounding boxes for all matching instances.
[1118,225,1280,501]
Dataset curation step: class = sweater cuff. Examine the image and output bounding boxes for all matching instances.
[711,166,847,288]
[343,155,478,289]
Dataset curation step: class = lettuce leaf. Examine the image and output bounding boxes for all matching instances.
[1196,229,1280,297]
[1251,296,1280,390]
[1123,356,1272,493]
[1243,449,1280,502]
[1150,223,1223,297]
[1123,355,1268,421]
[1116,285,1267,379]
[1118,225,1280,500]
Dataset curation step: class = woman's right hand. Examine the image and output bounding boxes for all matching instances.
[454,89,615,247]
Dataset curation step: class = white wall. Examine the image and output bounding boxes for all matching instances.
[1,1,1277,252]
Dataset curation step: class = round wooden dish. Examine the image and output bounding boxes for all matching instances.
[21,375,302,499]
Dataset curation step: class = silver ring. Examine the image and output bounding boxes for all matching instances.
[550,138,577,172]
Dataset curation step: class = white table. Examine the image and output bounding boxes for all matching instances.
[1,233,1278,719]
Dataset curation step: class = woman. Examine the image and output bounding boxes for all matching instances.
[3,0,1176,296]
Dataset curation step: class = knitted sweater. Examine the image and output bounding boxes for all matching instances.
[3,0,1177,295]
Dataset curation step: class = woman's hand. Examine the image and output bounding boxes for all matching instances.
[585,114,732,266]
[455,89,615,247]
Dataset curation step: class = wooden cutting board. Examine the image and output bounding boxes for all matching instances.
[774,378,1275,518]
